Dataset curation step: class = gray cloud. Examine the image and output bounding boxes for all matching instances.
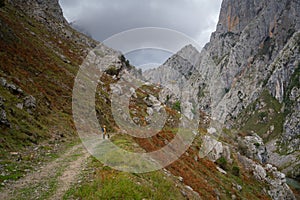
[59,0,221,45]
[59,0,222,68]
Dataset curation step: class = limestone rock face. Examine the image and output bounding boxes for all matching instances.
[238,154,296,200]
[143,0,300,180]
[143,45,199,109]
[239,133,268,164]
[198,135,232,164]
[9,0,67,24]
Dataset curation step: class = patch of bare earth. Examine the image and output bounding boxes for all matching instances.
[0,143,90,200]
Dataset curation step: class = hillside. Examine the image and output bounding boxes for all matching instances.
[0,0,299,199]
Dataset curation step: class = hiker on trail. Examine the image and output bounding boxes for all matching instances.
[102,125,109,139]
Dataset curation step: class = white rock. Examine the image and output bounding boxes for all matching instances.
[178,176,184,182]
[253,164,266,180]
[207,127,217,134]
[216,166,227,174]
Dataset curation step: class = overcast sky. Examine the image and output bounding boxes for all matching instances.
[59,0,222,69]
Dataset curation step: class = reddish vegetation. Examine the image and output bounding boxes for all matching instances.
[0,4,97,146]
[133,104,270,199]
[136,130,218,199]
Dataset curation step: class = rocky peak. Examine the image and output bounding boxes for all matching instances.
[8,0,67,24]
[176,44,200,65]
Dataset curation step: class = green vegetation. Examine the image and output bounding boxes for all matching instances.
[232,166,240,177]
[254,142,260,148]
[284,63,300,114]
[105,65,120,76]
[236,90,284,142]
[120,55,131,69]
[224,88,230,93]
[0,3,110,187]
[172,100,181,112]
[216,156,227,170]
[0,0,4,8]
[66,171,184,200]
[64,136,184,200]
[198,85,207,98]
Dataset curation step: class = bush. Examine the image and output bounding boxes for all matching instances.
[254,142,260,148]
[0,0,4,8]
[172,101,181,112]
[105,65,120,76]
[119,55,131,68]
[216,156,227,170]
[232,166,240,177]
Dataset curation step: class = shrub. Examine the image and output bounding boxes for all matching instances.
[105,65,119,76]
[254,142,260,148]
[258,112,267,121]
[172,100,181,112]
[0,0,4,8]
[216,156,227,170]
[119,55,131,68]
[232,166,240,177]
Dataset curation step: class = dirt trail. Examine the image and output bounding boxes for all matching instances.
[0,143,90,200]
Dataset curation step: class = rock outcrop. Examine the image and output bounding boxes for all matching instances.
[238,133,268,164]
[143,0,300,182]
[0,96,9,127]
[238,154,296,200]
[9,0,67,25]
[8,0,98,51]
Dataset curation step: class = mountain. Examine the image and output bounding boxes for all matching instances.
[0,0,299,199]
[144,0,300,189]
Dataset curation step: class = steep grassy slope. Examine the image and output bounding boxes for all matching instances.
[0,1,116,186]
[0,2,83,148]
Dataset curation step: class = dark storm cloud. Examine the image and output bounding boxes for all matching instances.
[59,0,222,47]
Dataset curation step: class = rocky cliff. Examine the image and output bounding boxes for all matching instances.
[144,0,300,186]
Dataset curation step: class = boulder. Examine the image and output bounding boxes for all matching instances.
[253,164,266,180]
[24,95,36,114]
[110,84,123,96]
[238,154,296,200]
[0,96,4,107]
[199,135,232,163]
[0,108,10,126]
[0,77,7,87]
[239,133,268,164]
[146,107,153,116]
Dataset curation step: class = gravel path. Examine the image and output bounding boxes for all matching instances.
[0,143,90,200]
